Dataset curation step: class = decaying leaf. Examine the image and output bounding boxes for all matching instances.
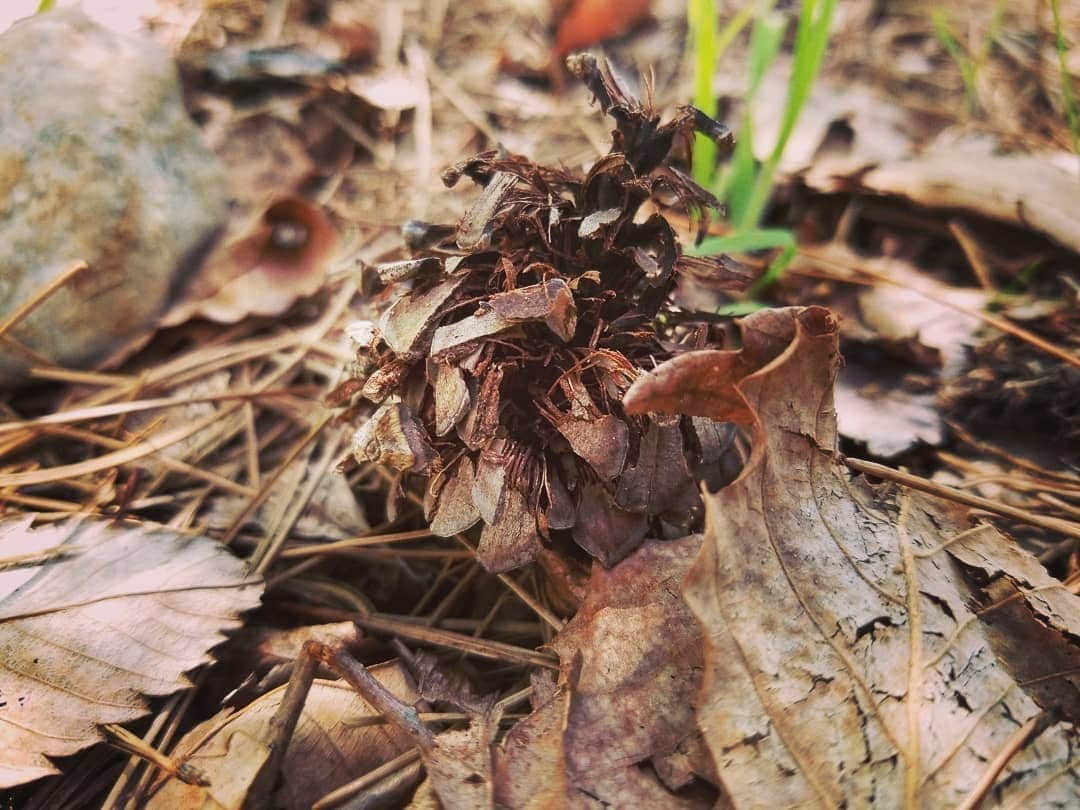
[860,149,1080,255]
[164,196,337,325]
[423,709,504,808]
[0,519,262,788]
[148,664,418,809]
[624,306,1080,807]
[344,55,744,570]
[494,535,715,806]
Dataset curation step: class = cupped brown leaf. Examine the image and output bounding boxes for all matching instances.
[164,197,337,325]
[0,519,262,788]
[624,306,1080,807]
[148,664,418,809]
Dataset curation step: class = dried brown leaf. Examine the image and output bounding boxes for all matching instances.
[494,536,713,807]
[0,519,262,788]
[164,197,336,325]
[861,150,1080,254]
[624,307,834,424]
[148,665,418,810]
[834,369,943,458]
[625,306,1080,807]
[249,622,361,668]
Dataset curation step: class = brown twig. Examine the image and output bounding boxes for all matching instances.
[956,712,1049,810]
[354,613,560,670]
[306,641,436,752]
[244,643,320,810]
[843,457,1080,539]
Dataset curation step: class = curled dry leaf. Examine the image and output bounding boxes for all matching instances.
[0,519,262,788]
[860,149,1080,254]
[148,664,419,809]
[494,536,714,806]
[624,306,1080,807]
[164,197,337,325]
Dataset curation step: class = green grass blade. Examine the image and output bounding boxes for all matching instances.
[931,9,978,114]
[747,9,786,96]
[738,0,836,229]
[689,0,718,185]
[1050,0,1080,156]
[694,227,794,256]
[690,1,758,186]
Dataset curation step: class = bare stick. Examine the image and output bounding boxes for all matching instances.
[306,642,436,753]
[245,644,320,810]
[354,613,559,670]
[844,457,1080,539]
[956,713,1048,810]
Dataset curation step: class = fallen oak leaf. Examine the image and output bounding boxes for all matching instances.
[623,306,1080,807]
[0,519,262,789]
[623,306,829,426]
[944,526,1080,719]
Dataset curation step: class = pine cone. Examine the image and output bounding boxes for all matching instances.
[344,55,749,572]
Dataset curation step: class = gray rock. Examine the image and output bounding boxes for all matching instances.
[0,9,229,387]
